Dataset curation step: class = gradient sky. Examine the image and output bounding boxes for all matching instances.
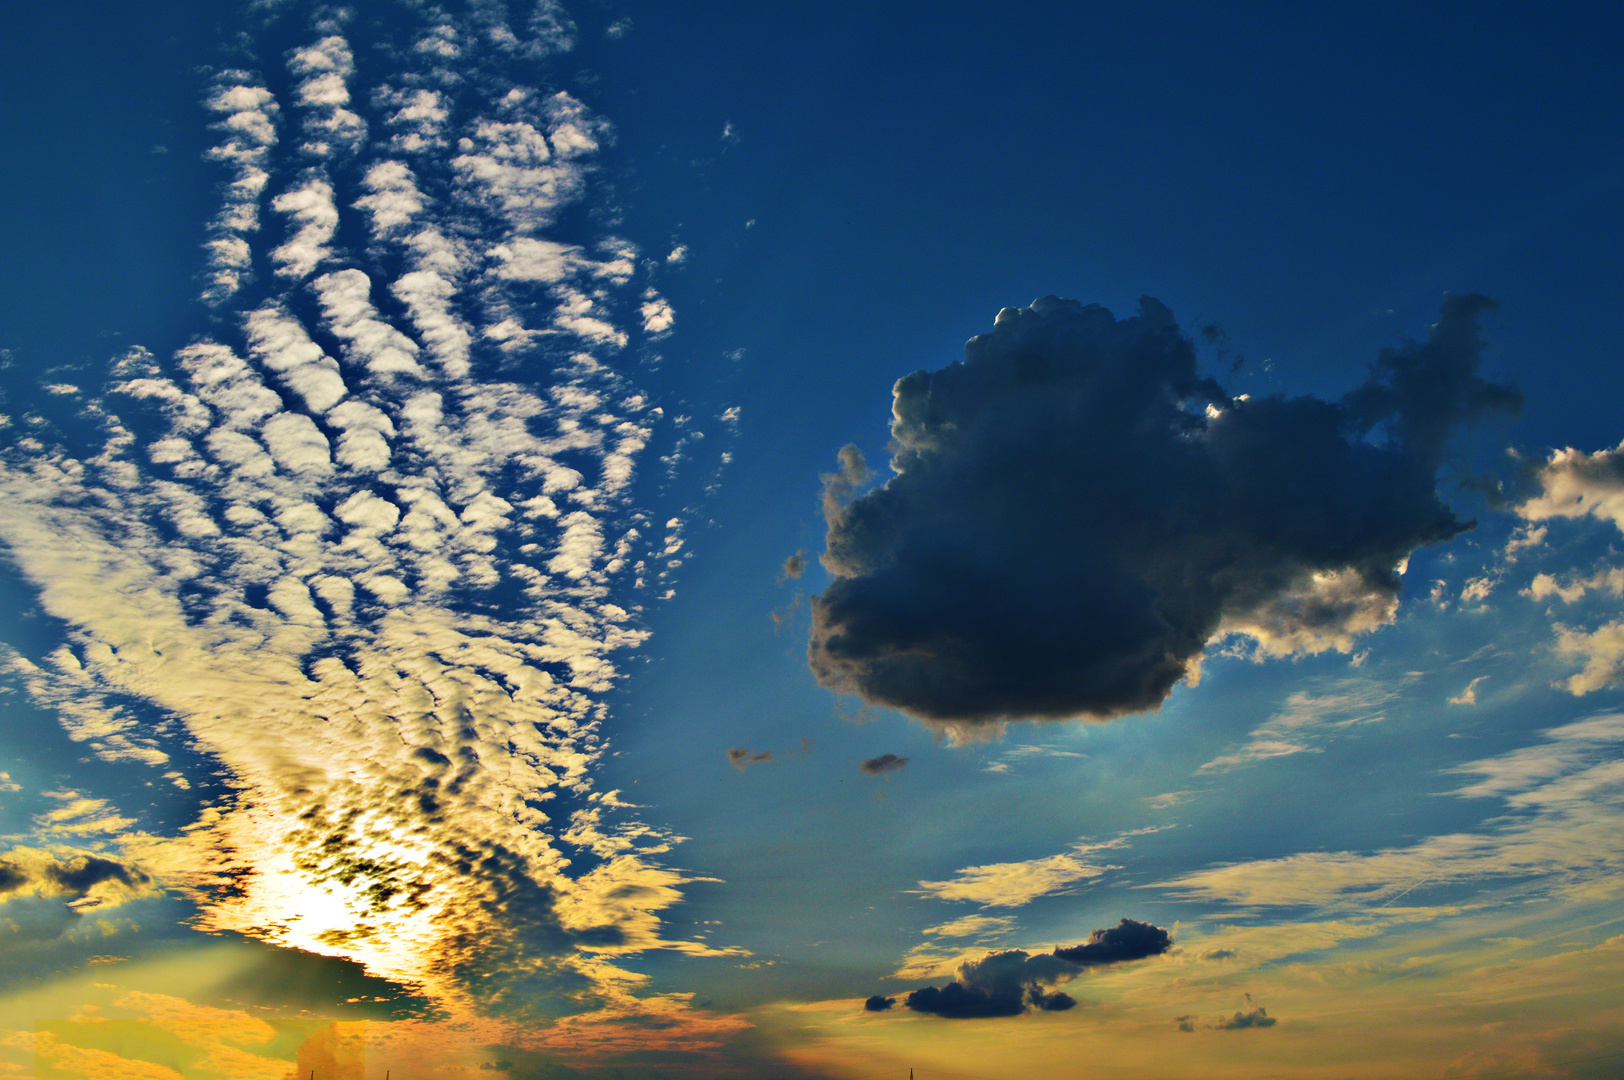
[3,2,1624,1078]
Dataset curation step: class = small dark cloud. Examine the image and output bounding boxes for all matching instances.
[1053,918,1173,966]
[864,995,896,1012]
[1176,1014,1198,1032]
[809,294,1517,728]
[1216,1005,1277,1030]
[727,747,773,770]
[896,918,1172,1019]
[0,853,147,902]
[0,861,28,894]
[859,753,908,776]
[781,550,808,580]
[45,856,141,895]
[1201,948,1237,961]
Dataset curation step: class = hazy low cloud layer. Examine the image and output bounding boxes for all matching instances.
[811,293,1516,727]
[895,919,1172,1018]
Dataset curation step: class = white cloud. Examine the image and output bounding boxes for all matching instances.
[270,178,338,279]
[1555,621,1624,695]
[201,75,280,303]
[313,270,425,377]
[491,237,583,282]
[287,35,366,156]
[1449,675,1489,705]
[640,290,675,335]
[1519,441,1624,533]
[923,914,1017,938]
[1525,567,1624,605]
[260,412,333,475]
[245,305,349,413]
[1218,566,1400,658]
[354,160,424,235]
[379,87,449,153]
[915,845,1117,907]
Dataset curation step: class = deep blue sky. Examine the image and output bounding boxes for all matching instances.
[3,3,1624,1077]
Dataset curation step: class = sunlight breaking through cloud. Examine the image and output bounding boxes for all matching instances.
[0,0,735,1048]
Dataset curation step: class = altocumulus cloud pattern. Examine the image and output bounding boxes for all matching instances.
[811,293,1518,731]
[0,0,740,1050]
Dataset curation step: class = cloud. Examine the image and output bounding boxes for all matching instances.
[859,753,908,775]
[1556,622,1624,694]
[1215,1005,1277,1030]
[1199,682,1395,772]
[809,294,1516,729]
[863,995,895,1012]
[0,848,151,910]
[1518,440,1624,534]
[914,841,1121,907]
[640,290,675,335]
[898,919,1172,1019]
[781,550,808,580]
[0,6,738,1052]
[1052,918,1173,965]
[1161,714,1624,909]
[1450,675,1489,705]
[1525,568,1624,605]
[270,177,338,278]
[728,748,773,770]
[903,951,1077,1018]
[923,914,1016,938]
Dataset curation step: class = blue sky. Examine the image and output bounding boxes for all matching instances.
[2,2,1624,1078]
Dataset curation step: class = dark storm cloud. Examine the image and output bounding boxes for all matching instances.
[1216,1005,1277,1030]
[1052,918,1172,965]
[864,994,896,1011]
[859,753,909,775]
[895,918,1172,1019]
[810,294,1517,727]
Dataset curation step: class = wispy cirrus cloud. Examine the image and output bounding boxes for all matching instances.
[1163,713,1624,909]
[1198,681,1397,772]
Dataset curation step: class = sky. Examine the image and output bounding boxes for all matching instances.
[2,2,1623,1078]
